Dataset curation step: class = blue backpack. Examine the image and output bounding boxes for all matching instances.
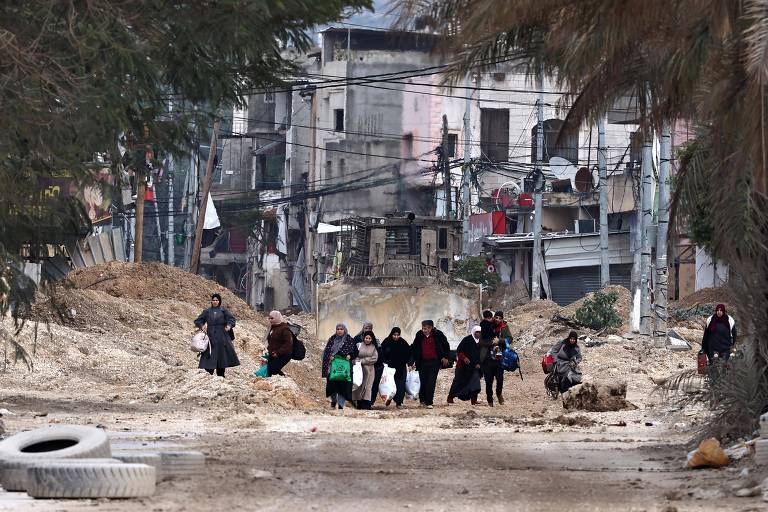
[500,340,523,379]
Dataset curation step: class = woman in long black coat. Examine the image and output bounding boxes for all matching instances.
[194,293,240,377]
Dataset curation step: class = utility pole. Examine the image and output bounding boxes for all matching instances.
[461,73,473,253]
[639,115,654,336]
[190,118,221,274]
[153,184,165,263]
[654,124,671,346]
[305,88,318,310]
[441,114,451,219]
[531,70,544,300]
[134,170,146,263]
[597,116,610,287]
[167,155,175,267]
[183,143,198,270]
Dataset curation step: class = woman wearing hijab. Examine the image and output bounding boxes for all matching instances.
[194,293,239,377]
[266,310,294,376]
[547,330,582,392]
[381,327,411,407]
[322,323,359,409]
[447,325,482,405]
[352,331,379,409]
[702,304,737,363]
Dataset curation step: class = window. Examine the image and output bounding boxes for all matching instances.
[334,109,344,132]
[440,258,450,273]
[446,134,458,157]
[403,133,414,158]
[338,158,346,177]
[438,228,448,250]
[480,108,510,162]
[264,91,274,104]
[530,119,579,164]
[325,160,332,179]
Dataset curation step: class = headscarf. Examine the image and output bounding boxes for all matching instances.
[472,325,482,342]
[211,293,222,305]
[330,323,348,355]
[568,330,578,342]
[388,327,401,337]
[268,310,283,326]
[709,304,729,331]
[361,330,375,344]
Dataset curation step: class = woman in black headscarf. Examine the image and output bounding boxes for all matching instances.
[194,293,240,377]
[381,327,412,407]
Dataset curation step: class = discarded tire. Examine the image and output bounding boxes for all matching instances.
[26,462,156,498]
[0,458,120,492]
[111,452,162,481]
[0,425,111,461]
[159,451,205,479]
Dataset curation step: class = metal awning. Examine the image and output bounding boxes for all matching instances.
[251,140,282,155]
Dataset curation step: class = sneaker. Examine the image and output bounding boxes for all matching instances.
[487,398,494,407]
[330,401,337,409]
[426,405,434,409]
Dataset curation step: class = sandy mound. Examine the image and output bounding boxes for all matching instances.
[675,285,734,311]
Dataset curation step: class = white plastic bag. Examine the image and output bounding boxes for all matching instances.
[352,361,363,388]
[190,331,209,353]
[405,369,421,399]
[378,365,396,399]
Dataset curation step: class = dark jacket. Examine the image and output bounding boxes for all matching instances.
[410,328,450,370]
[354,332,384,369]
[194,306,240,370]
[267,323,294,357]
[321,334,359,378]
[455,334,480,367]
[381,336,411,368]
[702,314,737,354]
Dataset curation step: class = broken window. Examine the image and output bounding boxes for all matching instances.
[446,134,457,157]
[334,109,344,132]
[438,228,448,250]
[480,108,510,162]
[530,119,579,164]
[386,227,419,256]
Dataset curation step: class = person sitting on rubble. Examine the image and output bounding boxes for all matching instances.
[266,310,294,377]
[448,325,482,405]
[410,320,450,409]
[547,330,582,392]
[702,304,737,364]
[354,321,384,407]
[194,293,240,378]
[322,323,358,410]
[352,331,379,410]
[381,327,411,408]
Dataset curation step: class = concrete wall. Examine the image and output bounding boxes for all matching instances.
[695,246,729,290]
[318,277,481,348]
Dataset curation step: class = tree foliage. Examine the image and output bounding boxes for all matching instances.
[573,291,622,331]
[454,256,501,288]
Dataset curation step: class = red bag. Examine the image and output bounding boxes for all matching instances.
[697,352,708,375]
[541,354,554,374]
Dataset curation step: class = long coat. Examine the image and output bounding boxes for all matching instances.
[195,306,240,370]
[322,334,359,400]
[353,342,379,401]
[548,339,582,391]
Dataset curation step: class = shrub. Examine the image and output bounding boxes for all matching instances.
[453,256,501,288]
[574,291,622,330]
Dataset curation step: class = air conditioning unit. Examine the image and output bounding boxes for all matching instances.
[576,219,596,234]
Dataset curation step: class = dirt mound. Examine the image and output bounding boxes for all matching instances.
[675,285,734,311]
[65,261,259,320]
[484,280,530,311]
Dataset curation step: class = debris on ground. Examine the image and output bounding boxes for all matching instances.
[483,280,529,311]
[687,438,731,469]
[561,381,634,412]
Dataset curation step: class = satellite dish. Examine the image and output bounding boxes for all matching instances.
[548,156,579,190]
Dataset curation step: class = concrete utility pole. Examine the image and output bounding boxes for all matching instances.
[461,73,472,252]
[305,89,318,310]
[134,173,146,263]
[153,192,165,263]
[441,114,451,219]
[190,118,221,274]
[597,116,610,288]
[531,71,544,300]
[639,124,654,336]
[167,155,175,267]
[654,124,671,346]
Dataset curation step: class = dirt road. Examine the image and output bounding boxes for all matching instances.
[0,393,762,512]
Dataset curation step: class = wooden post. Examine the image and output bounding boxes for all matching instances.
[190,118,221,274]
[134,175,146,263]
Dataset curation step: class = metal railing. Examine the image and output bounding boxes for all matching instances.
[345,261,445,279]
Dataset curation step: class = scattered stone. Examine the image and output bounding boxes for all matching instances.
[673,423,687,432]
[649,375,668,385]
[249,470,273,480]
[690,487,725,499]
[687,438,730,469]
[667,329,692,351]
[562,381,635,412]
[553,415,597,427]
[735,487,761,497]
[606,334,624,344]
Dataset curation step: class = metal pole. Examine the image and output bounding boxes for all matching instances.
[167,155,175,267]
[597,116,610,287]
[531,70,544,300]
[441,114,451,219]
[134,174,146,263]
[461,73,472,253]
[190,118,221,274]
[154,194,164,263]
[639,107,654,336]
[654,123,671,346]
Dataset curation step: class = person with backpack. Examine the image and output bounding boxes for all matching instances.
[354,321,384,407]
[410,320,450,409]
[194,293,240,378]
[477,310,501,406]
[483,310,512,406]
[547,330,583,392]
[322,323,358,410]
[381,327,411,408]
[702,304,737,364]
[352,331,379,410]
[447,325,482,405]
[266,310,293,377]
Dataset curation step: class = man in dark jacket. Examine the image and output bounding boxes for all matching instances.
[478,310,501,406]
[482,310,513,406]
[354,321,384,407]
[410,320,450,408]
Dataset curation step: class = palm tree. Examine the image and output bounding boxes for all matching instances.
[396,0,768,438]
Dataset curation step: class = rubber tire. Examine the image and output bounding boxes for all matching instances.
[111,452,162,481]
[26,462,156,498]
[0,426,111,461]
[0,458,120,492]
[158,451,205,480]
